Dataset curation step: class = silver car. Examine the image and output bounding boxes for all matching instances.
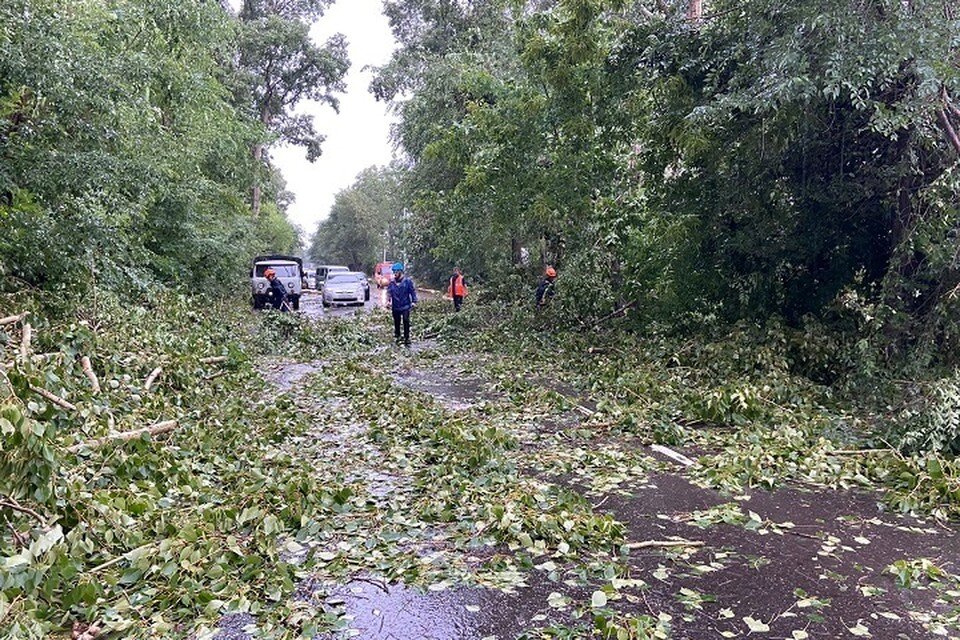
[322,273,367,307]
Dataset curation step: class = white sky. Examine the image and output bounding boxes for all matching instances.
[266,0,398,240]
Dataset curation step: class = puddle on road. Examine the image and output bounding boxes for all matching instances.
[311,579,564,640]
[394,365,490,412]
[260,358,327,392]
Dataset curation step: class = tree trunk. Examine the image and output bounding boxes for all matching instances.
[252,142,263,217]
[687,0,703,21]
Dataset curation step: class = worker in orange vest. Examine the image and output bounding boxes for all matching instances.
[535,266,557,310]
[448,266,468,312]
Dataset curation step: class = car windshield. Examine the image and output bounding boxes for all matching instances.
[255,264,298,277]
[327,274,359,284]
[379,265,393,275]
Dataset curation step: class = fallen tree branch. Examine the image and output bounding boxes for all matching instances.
[592,301,637,329]
[143,367,162,392]
[4,515,27,548]
[29,384,77,411]
[0,495,46,526]
[88,543,152,574]
[199,355,229,364]
[67,420,178,453]
[80,356,101,395]
[19,322,32,359]
[625,539,704,549]
[0,311,29,326]
[831,448,896,456]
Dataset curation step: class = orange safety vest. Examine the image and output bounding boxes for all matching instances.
[448,274,467,297]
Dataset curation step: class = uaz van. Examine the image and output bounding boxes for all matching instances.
[251,255,303,310]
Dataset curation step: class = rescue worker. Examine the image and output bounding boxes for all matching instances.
[535,266,557,310]
[448,266,468,312]
[265,268,289,311]
[387,262,418,345]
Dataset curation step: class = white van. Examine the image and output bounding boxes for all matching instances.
[315,265,349,290]
[251,255,303,310]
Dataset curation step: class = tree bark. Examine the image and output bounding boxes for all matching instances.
[938,108,960,156]
[252,142,264,217]
[687,0,703,22]
[81,356,101,395]
[67,420,178,453]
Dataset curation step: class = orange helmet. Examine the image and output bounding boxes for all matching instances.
[264,268,276,278]
[545,266,557,278]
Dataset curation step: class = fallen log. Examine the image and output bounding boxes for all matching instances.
[80,356,101,395]
[143,367,162,392]
[29,385,77,411]
[199,355,229,364]
[0,311,29,326]
[67,420,178,453]
[625,539,704,549]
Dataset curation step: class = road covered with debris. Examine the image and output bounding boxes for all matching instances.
[209,300,960,640]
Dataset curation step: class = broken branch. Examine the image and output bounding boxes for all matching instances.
[0,495,46,526]
[626,539,704,549]
[199,355,229,364]
[143,367,162,392]
[20,323,32,359]
[29,384,77,411]
[0,311,29,326]
[67,420,178,453]
[80,356,101,395]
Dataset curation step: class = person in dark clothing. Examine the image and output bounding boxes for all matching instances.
[448,266,468,312]
[265,268,290,311]
[387,262,418,345]
[535,266,557,310]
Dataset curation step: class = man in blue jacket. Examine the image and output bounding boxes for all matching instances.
[387,262,418,346]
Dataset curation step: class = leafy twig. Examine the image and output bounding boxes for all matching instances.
[0,495,46,526]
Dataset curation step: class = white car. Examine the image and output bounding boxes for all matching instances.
[322,273,367,307]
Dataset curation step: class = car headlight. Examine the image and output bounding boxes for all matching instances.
[258,283,264,290]
[287,283,294,289]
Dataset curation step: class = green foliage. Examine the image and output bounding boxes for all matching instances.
[308,166,405,272]
[0,0,307,295]
[0,292,388,637]
[375,0,960,453]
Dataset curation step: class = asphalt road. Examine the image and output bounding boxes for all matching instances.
[299,289,379,320]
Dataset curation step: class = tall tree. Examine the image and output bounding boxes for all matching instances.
[236,0,349,215]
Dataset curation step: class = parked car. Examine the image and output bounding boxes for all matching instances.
[374,262,394,288]
[251,255,303,310]
[322,272,367,307]
[347,271,371,301]
[316,265,349,290]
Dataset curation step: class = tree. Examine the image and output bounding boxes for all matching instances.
[308,167,404,272]
[236,0,349,215]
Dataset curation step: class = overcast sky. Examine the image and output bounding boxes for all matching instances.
[268,0,398,240]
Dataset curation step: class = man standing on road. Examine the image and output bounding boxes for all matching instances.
[265,268,290,311]
[387,262,418,346]
[448,266,468,312]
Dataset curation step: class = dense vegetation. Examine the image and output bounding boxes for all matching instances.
[0,0,348,295]
[322,0,960,452]
[4,0,960,637]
